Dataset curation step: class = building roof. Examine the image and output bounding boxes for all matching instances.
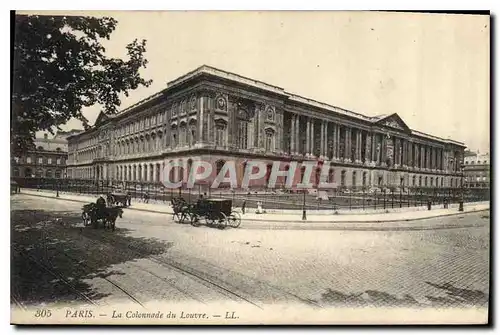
[71,65,466,147]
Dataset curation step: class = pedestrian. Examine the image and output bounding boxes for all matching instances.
[144,191,150,204]
[241,200,246,215]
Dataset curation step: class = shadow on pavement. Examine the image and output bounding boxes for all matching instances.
[316,282,488,308]
[11,209,173,307]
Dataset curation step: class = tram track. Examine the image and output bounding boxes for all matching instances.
[81,228,263,309]
[82,228,322,309]
[12,244,99,307]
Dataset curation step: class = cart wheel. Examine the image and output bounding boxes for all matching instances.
[218,212,228,229]
[228,211,241,228]
[190,213,201,227]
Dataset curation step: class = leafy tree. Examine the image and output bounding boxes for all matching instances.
[11,14,152,155]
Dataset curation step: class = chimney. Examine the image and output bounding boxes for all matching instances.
[44,133,48,140]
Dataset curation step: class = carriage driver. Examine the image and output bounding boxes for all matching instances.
[95,195,107,218]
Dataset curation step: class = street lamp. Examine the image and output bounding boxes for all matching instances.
[302,189,307,220]
[459,163,465,212]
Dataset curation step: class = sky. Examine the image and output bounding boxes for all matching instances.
[31,10,490,153]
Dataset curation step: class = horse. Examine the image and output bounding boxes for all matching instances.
[102,207,124,231]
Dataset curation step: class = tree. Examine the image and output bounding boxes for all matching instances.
[11,14,152,155]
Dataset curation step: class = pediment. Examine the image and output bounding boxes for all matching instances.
[94,111,110,127]
[374,113,411,132]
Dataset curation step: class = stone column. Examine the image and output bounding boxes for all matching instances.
[354,129,361,162]
[305,117,310,156]
[334,124,340,160]
[290,114,296,154]
[294,116,299,155]
[365,132,371,164]
[310,118,315,156]
[319,120,325,158]
[323,121,328,158]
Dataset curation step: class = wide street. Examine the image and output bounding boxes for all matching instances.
[11,194,490,312]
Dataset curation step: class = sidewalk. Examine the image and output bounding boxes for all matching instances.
[18,189,489,225]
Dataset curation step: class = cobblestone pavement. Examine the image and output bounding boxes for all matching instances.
[11,194,490,311]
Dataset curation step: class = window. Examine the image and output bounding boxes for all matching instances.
[215,120,226,147]
[48,158,52,164]
[190,128,196,146]
[352,171,356,187]
[38,157,43,164]
[56,147,61,152]
[13,168,20,177]
[412,176,416,186]
[341,171,346,187]
[265,129,275,152]
[37,146,44,150]
[46,169,52,178]
[180,124,187,146]
[329,169,335,183]
[425,177,428,187]
[237,110,249,149]
[419,176,422,186]
[430,177,434,187]
[172,133,177,148]
[26,157,32,164]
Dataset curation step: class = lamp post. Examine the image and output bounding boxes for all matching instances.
[302,189,307,220]
[459,163,465,211]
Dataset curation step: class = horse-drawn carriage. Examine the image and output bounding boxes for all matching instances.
[81,202,123,231]
[106,190,131,207]
[171,197,241,229]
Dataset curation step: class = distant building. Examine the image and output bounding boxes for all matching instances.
[11,129,83,178]
[464,151,490,188]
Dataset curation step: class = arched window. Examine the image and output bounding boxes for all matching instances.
[419,176,422,187]
[430,177,434,187]
[37,146,44,150]
[265,129,275,152]
[329,168,335,183]
[45,169,52,178]
[215,120,227,147]
[425,176,428,187]
[56,147,61,152]
[237,110,249,149]
[363,172,367,187]
[412,175,416,186]
[352,171,357,187]
[341,170,346,187]
[441,178,444,187]
[179,123,187,146]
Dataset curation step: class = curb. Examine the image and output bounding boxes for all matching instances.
[19,192,489,225]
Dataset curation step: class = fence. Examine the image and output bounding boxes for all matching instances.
[13,177,490,211]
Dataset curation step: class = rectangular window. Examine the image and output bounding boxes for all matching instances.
[48,158,52,164]
[26,157,32,164]
[38,157,43,164]
[57,158,61,165]
[216,128,224,146]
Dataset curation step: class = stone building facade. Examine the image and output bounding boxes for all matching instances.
[464,151,490,189]
[66,65,466,190]
[12,130,82,178]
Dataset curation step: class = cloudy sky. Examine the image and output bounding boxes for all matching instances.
[32,11,490,153]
